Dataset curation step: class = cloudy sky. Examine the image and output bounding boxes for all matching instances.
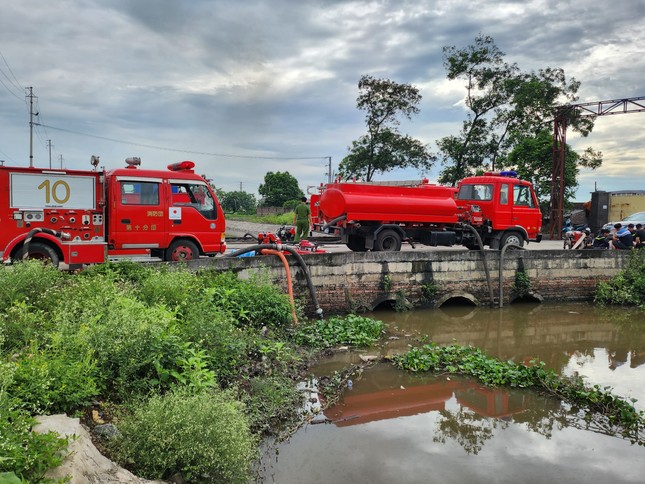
[1,0,643,201]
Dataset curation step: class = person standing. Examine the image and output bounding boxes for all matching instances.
[634,223,645,248]
[293,197,312,243]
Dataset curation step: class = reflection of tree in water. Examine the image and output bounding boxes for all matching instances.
[433,406,505,455]
[432,389,639,454]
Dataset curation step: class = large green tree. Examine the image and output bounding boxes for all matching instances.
[258,171,303,207]
[438,34,597,186]
[220,190,257,213]
[503,129,602,209]
[339,75,435,181]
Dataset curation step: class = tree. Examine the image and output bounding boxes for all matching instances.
[339,75,435,181]
[258,171,303,207]
[503,129,602,209]
[220,190,257,213]
[438,35,597,186]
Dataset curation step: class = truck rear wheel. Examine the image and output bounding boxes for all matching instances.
[500,231,524,248]
[347,235,367,252]
[165,239,199,261]
[17,242,60,267]
[375,229,402,251]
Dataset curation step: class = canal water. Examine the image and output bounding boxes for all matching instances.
[263,302,645,483]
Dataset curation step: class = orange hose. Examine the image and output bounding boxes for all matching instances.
[260,249,298,326]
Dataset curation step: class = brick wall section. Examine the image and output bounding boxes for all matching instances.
[191,249,629,315]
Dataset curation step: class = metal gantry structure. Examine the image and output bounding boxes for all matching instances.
[549,96,645,238]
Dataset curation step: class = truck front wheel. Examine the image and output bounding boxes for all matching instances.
[347,235,367,252]
[375,229,402,251]
[17,242,60,267]
[500,232,524,248]
[165,239,200,262]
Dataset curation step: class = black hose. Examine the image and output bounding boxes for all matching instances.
[322,215,346,232]
[462,224,495,308]
[21,228,69,260]
[226,244,324,318]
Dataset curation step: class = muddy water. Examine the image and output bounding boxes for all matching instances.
[265,303,645,483]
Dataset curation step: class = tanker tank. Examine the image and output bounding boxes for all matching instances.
[318,182,460,224]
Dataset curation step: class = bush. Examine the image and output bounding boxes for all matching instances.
[241,375,304,434]
[595,250,645,307]
[0,261,66,313]
[9,347,99,415]
[204,272,293,329]
[0,302,51,352]
[0,362,69,482]
[110,389,255,483]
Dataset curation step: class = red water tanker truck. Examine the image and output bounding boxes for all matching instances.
[313,172,542,251]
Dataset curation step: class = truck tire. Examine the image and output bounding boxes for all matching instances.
[17,242,60,267]
[165,239,199,261]
[500,231,524,248]
[375,229,402,252]
[347,235,367,252]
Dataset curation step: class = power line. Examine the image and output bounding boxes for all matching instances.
[0,50,24,91]
[34,122,329,161]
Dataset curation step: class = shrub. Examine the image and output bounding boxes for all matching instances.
[0,261,66,313]
[204,271,293,329]
[0,362,69,482]
[8,347,99,415]
[595,250,645,307]
[294,314,384,348]
[110,389,255,483]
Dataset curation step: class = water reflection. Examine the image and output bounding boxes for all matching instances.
[266,303,645,483]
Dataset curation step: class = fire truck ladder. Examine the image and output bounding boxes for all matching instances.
[550,96,645,239]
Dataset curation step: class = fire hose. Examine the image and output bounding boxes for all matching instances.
[21,227,70,261]
[226,243,324,320]
[260,249,298,325]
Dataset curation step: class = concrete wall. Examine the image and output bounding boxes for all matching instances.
[190,249,629,315]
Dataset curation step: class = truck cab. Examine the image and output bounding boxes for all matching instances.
[457,171,542,248]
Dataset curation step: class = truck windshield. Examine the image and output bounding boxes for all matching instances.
[513,185,534,207]
[457,184,493,201]
[171,183,217,220]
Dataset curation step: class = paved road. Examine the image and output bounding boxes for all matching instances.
[226,237,566,254]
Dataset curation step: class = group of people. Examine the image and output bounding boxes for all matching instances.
[585,223,645,250]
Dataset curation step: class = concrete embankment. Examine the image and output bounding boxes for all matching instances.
[190,248,628,315]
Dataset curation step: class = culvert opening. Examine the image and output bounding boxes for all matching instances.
[372,299,397,311]
[438,296,478,308]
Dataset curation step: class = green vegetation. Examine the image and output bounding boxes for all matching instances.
[294,315,384,348]
[258,171,304,207]
[394,343,645,443]
[595,250,645,307]
[0,261,387,482]
[513,269,531,297]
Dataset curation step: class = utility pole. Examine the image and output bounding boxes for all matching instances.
[59,154,63,169]
[327,157,332,184]
[26,87,36,168]
[239,182,243,191]
[47,140,52,168]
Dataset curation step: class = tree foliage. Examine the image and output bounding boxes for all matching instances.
[220,190,257,213]
[258,171,303,207]
[339,75,435,181]
[504,129,602,208]
[438,34,599,187]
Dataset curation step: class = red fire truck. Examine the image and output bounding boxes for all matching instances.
[0,158,226,268]
[313,171,542,251]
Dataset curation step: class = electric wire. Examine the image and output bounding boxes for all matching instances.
[0,50,24,92]
[34,122,328,161]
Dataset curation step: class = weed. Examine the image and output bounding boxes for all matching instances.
[294,314,384,348]
[109,388,255,483]
[513,269,531,297]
